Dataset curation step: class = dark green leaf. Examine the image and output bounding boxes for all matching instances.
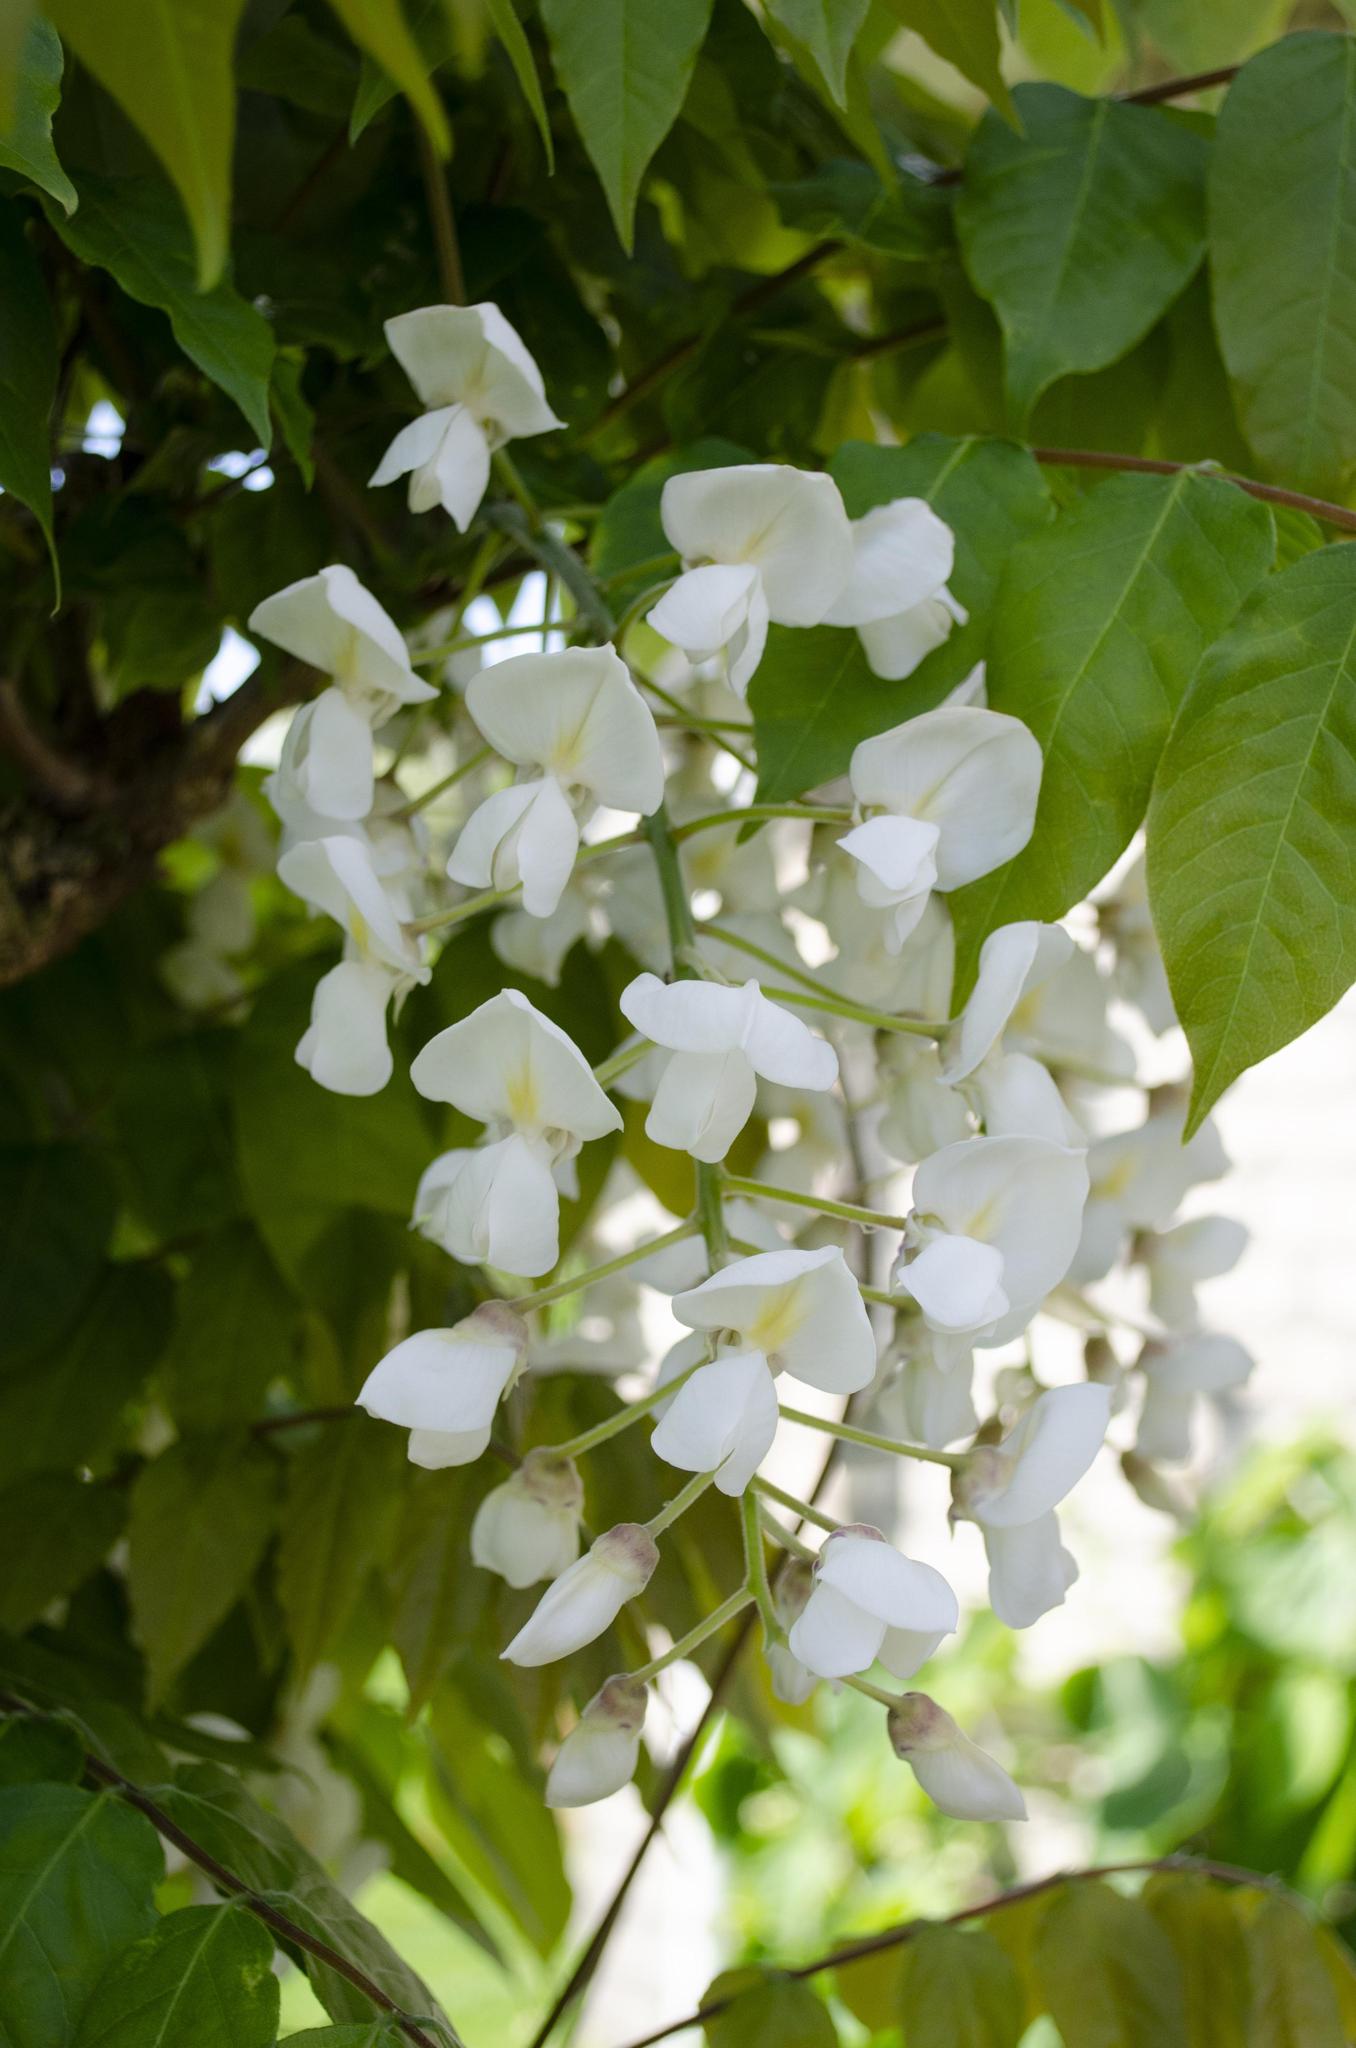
[1143,1875,1252,2048]
[1034,1881,1187,2048]
[0,1264,172,1488]
[271,349,315,486]
[0,200,57,590]
[387,1467,492,1713]
[764,0,870,106]
[897,1924,1023,2047]
[949,469,1275,989]
[73,1903,279,2048]
[0,1782,162,2048]
[113,1033,242,1238]
[0,1142,115,1363]
[44,0,245,286]
[0,1475,124,1632]
[703,1968,839,2046]
[771,161,949,260]
[0,17,75,210]
[1147,543,1356,1130]
[882,0,1015,121]
[326,0,451,154]
[541,0,714,248]
[484,0,554,167]
[276,1421,402,1677]
[281,2029,408,2047]
[45,173,275,446]
[957,84,1208,423]
[1248,1897,1347,2048]
[0,1712,85,1786]
[1209,32,1356,496]
[751,434,1051,802]
[128,1434,279,1706]
[160,1224,298,1430]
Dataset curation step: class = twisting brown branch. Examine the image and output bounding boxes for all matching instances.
[1029,446,1356,535]
[611,1854,1287,2048]
[0,1690,449,2048]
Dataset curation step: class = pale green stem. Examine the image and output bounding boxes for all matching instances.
[693,920,855,1002]
[600,550,680,589]
[647,1469,715,1537]
[671,803,851,841]
[757,1503,817,1562]
[721,1174,909,1234]
[410,828,642,935]
[592,1036,650,1087]
[543,1353,707,1461]
[777,1404,960,1469]
[635,674,756,772]
[491,446,541,524]
[741,1488,783,1645]
[393,745,493,819]
[629,1588,754,1684]
[771,984,941,1040]
[508,1221,696,1315]
[753,1475,840,1535]
[413,619,576,665]
[843,1674,902,1709]
[1047,1285,1162,1341]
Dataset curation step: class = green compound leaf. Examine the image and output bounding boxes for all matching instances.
[1148,541,1356,1133]
[73,1904,279,2048]
[958,83,1208,425]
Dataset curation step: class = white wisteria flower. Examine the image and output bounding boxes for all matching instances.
[545,1676,648,1809]
[887,1694,1027,1822]
[650,1347,780,1495]
[356,1304,529,1468]
[647,463,853,697]
[1072,1109,1230,1286]
[939,921,1071,1084]
[450,646,665,917]
[502,1523,659,1667]
[471,1450,584,1588]
[369,302,563,529]
[788,1526,959,1680]
[1139,1215,1249,1331]
[410,989,621,1276]
[295,957,404,1097]
[766,1561,818,1705]
[619,973,838,1163]
[841,708,1042,950]
[892,1134,1089,1363]
[952,1383,1111,1627]
[1134,1332,1253,1464]
[823,498,967,680]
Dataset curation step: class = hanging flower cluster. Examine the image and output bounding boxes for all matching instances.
[242,300,1253,1824]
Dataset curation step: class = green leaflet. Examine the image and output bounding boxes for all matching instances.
[1248,1897,1348,2048]
[957,84,1208,424]
[72,1904,279,2048]
[0,1474,124,1633]
[44,0,244,287]
[159,1224,299,1431]
[949,468,1275,997]
[276,1421,403,1678]
[881,0,1015,122]
[0,1783,162,2048]
[703,1969,839,2046]
[326,0,450,154]
[541,0,714,249]
[128,1433,279,1706]
[1034,1882,1187,2047]
[44,172,275,447]
[0,17,76,211]
[484,0,555,166]
[0,1141,115,1363]
[763,0,870,106]
[751,435,1051,804]
[1210,32,1356,497]
[0,200,57,595]
[1148,544,1356,1132]
[897,1924,1024,2048]
[1143,1875,1252,2048]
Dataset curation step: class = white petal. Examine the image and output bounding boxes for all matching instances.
[545,1720,643,1809]
[725,574,770,698]
[448,777,580,919]
[743,992,839,1091]
[650,1349,779,1495]
[646,1047,757,1162]
[620,974,757,1053]
[978,1383,1111,1527]
[466,645,664,812]
[895,1234,1009,1334]
[787,1581,887,1677]
[824,499,956,627]
[984,1514,1078,1627]
[897,1711,1028,1822]
[839,814,940,899]
[411,986,620,1140]
[296,959,394,1096]
[385,304,493,408]
[429,1133,562,1276]
[878,1625,949,1681]
[282,690,375,822]
[647,562,758,660]
[249,564,434,707]
[899,1354,979,1448]
[971,1051,1084,1146]
[356,1315,522,1433]
[429,404,492,529]
[857,594,965,682]
[277,835,424,978]
[1134,1384,1196,1464]
[944,916,1048,1080]
[369,406,455,490]
[658,463,853,625]
[673,1246,875,1394]
[502,1525,658,1667]
[407,1424,492,1468]
[1142,1332,1253,1395]
[472,303,564,436]
[817,1532,958,1635]
[909,1134,1089,1315]
[850,708,1042,892]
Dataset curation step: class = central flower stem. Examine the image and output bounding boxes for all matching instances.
[777,1403,961,1469]
[628,1587,754,1684]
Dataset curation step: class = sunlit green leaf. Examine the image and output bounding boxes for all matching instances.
[764,0,870,106]
[1248,1896,1347,2048]
[1034,1881,1187,2047]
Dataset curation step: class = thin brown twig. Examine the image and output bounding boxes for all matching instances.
[612,1854,1287,2048]
[1121,64,1240,105]
[1029,446,1356,535]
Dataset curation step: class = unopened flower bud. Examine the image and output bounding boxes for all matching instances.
[886,1693,1026,1822]
[545,1675,648,1808]
[501,1522,659,1668]
[766,1560,817,1705]
[471,1450,584,1589]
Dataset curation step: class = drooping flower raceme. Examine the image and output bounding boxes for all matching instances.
[250,565,437,821]
[841,707,1042,950]
[369,302,562,529]
[450,646,665,917]
[951,1383,1111,1626]
[647,463,854,697]
[410,988,621,1276]
[357,1304,529,1468]
[787,1525,959,1680]
[619,973,838,1162]
[823,497,968,680]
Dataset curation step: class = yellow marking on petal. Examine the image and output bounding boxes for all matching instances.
[506,1060,540,1128]
[347,906,371,958]
[744,1284,805,1358]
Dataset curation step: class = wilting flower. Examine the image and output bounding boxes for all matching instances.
[1134,1332,1252,1463]
[647,463,853,697]
[887,1693,1027,1821]
[788,1525,959,1680]
[952,1383,1110,1626]
[502,1524,659,1667]
[619,973,838,1162]
[471,1450,584,1587]
[824,498,967,680]
[369,302,562,528]
[545,1675,648,1808]
[450,646,665,917]
[356,1304,529,1467]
